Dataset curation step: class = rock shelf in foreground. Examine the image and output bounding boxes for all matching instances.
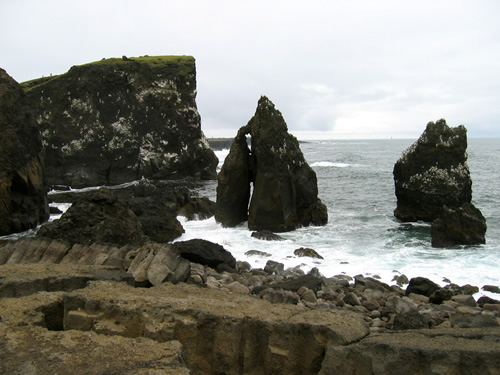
[1,239,500,374]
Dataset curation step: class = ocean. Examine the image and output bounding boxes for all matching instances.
[179,138,500,298]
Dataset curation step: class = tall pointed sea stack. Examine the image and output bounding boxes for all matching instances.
[216,96,328,232]
[393,119,486,246]
[0,68,49,235]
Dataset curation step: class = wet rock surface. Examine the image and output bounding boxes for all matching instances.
[431,202,487,247]
[23,56,218,188]
[0,68,49,236]
[216,96,328,232]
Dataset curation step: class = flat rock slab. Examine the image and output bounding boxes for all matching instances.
[320,328,500,374]
[65,281,370,374]
[0,324,189,374]
[0,263,134,297]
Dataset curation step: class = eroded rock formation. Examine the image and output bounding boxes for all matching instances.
[393,119,486,246]
[0,68,49,236]
[23,56,218,188]
[394,119,472,222]
[216,96,328,232]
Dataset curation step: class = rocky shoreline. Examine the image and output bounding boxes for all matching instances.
[1,232,500,373]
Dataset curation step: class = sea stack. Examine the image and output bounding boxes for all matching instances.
[216,96,328,232]
[0,68,49,236]
[393,119,486,246]
[23,55,218,188]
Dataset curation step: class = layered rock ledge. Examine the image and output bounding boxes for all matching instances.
[1,240,500,374]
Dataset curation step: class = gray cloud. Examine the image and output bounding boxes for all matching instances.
[1,0,499,139]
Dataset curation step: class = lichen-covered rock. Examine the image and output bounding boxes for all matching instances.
[431,203,487,247]
[23,56,218,188]
[216,96,328,232]
[0,68,49,236]
[393,119,472,222]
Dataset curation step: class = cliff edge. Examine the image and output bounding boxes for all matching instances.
[23,56,218,188]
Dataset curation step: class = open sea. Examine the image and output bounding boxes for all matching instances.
[179,138,500,299]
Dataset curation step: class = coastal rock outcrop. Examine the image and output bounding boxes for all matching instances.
[37,188,149,246]
[393,119,486,247]
[394,119,472,222]
[215,96,328,232]
[23,55,218,188]
[431,203,487,247]
[0,68,49,236]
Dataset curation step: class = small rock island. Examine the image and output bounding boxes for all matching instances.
[393,119,486,247]
[215,96,328,232]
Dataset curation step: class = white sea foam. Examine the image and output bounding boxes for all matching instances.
[310,161,364,168]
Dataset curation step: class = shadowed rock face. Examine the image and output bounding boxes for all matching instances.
[394,119,472,222]
[215,96,328,232]
[23,56,218,188]
[431,203,486,247]
[0,68,49,235]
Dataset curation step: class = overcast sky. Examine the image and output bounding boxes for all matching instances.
[2,1,500,139]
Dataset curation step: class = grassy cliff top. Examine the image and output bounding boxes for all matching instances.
[22,55,195,89]
[83,55,194,68]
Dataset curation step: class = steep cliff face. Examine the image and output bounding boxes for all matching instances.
[0,68,49,235]
[23,56,218,188]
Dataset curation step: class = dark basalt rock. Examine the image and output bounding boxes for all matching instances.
[393,119,472,222]
[37,188,148,246]
[215,96,328,232]
[23,56,218,188]
[406,277,441,297]
[0,68,49,235]
[251,230,286,241]
[172,239,236,270]
[431,203,487,247]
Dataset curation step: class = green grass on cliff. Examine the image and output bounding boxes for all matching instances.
[85,55,194,70]
[21,55,195,89]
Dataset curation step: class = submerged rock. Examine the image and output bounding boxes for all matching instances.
[23,56,218,188]
[431,203,487,247]
[0,68,49,235]
[216,96,328,232]
[393,119,472,222]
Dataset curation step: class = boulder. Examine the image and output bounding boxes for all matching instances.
[23,56,218,188]
[431,203,487,247]
[393,119,474,222]
[406,277,441,297]
[172,239,236,270]
[294,247,324,259]
[251,230,286,241]
[36,188,148,247]
[0,68,49,235]
[216,96,328,232]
